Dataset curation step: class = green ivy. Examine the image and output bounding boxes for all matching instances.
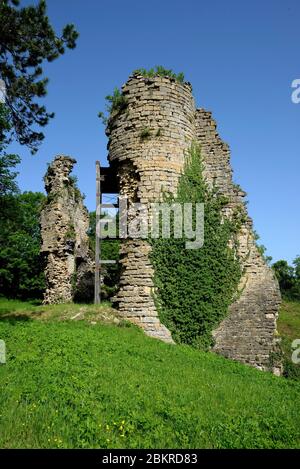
[150,143,242,349]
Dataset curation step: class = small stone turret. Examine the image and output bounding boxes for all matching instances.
[40,155,94,304]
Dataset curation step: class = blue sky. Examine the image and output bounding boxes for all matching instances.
[10,0,300,264]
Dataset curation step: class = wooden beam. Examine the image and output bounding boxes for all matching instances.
[94,161,101,304]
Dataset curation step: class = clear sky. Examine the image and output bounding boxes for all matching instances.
[10,0,300,264]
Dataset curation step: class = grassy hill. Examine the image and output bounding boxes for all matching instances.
[277,300,300,380]
[0,298,300,449]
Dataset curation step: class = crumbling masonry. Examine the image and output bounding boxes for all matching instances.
[40,156,94,304]
[106,74,281,371]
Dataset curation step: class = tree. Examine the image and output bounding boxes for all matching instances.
[272,257,300,301]
[0,102,20,197]
[0,191,46,299]
[0,103,20,225]
[273,260,296,299]
[293,256,300,280]
[0,151,20,198]
[253,230,272,265]
[0,0,78,152]
[290,256,300,301]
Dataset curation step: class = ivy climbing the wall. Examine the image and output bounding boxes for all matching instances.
[150,143,242,350]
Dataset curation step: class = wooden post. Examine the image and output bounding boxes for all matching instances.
[94,161,101,304]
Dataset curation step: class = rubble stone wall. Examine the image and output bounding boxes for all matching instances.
[194,110,281,371]
[40,156,94,304]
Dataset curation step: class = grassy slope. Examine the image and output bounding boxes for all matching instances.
[277,300,300,379]
[278,300,300,340]
[0,299,300,449]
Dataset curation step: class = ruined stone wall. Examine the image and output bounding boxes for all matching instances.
[107,74,281,370]
[40,156,94,304]
[194,110,281,371]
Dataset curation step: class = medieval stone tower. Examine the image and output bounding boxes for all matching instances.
[106,73,281,371]
[40,73,281,372]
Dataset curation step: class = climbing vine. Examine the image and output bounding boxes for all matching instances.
[150,143,242,349]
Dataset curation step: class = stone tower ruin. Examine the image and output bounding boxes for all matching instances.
[40,73,281,372]
[106,73,281,371]
[40,156,94,304]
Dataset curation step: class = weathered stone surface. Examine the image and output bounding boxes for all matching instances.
[194,109,281,371]
[40,155,94,304]
[107,74,281,370]
[107,75,195,343]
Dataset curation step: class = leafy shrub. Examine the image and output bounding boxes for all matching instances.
[283,358,300,381]
[140,127,151,140]
[105,87,128,114]
[98,87,128,125]
[133,66,185,83]
[279,335,300,381]
[150,143,242,349]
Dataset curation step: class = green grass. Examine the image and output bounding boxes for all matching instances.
[278,300,300,340]
[0,298,120,324]
[277,300,300,380]
[0,298,300,448]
